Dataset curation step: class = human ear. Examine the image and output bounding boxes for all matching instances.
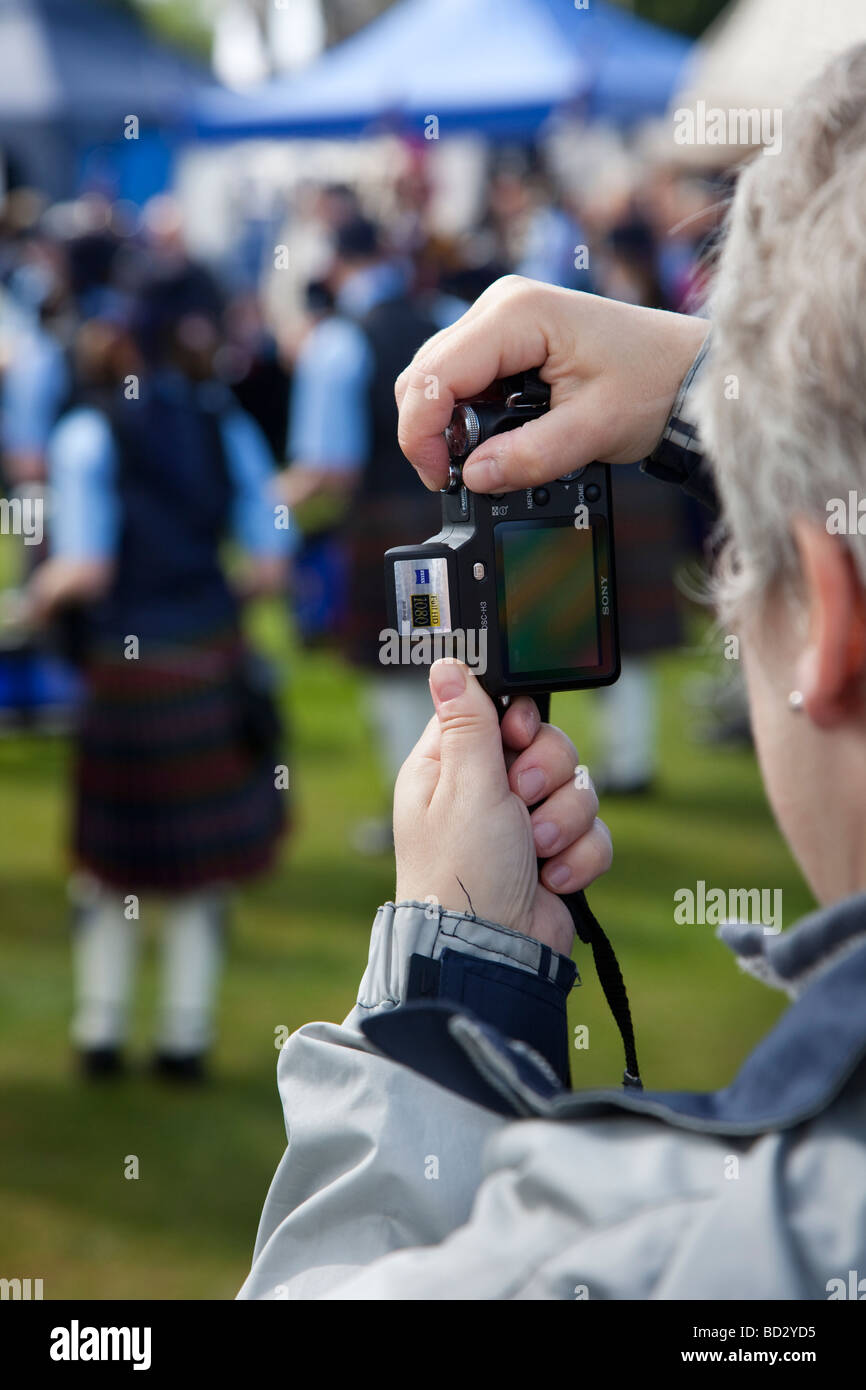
[791,516,866,728]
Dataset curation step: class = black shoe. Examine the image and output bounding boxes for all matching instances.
[78,1046,126,1080]
[150,1051,208,1084]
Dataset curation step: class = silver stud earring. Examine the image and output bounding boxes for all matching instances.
[788,690,805,712]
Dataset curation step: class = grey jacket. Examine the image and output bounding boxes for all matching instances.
[237,893,866,1300]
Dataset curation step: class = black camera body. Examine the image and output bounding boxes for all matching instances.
[384,369,619,699]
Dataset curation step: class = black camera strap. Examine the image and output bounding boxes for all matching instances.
[564,887,642,1090]
[520,692,643,1092]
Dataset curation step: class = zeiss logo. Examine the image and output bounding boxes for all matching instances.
[414,568,431,584]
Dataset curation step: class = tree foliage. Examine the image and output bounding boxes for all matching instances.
[123,0,732,61]
[627,0,730,40]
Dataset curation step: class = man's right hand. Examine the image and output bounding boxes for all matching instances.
[395,275,709,494]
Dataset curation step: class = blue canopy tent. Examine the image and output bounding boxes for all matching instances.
[0,0,219,199]
[191,0,692,142]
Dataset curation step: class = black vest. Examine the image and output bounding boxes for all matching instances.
[91,378,237,645]
[359,294,439,498]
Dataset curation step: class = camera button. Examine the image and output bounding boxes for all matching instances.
[585,483,601,502]
[472,562,486,581]
[532,487,550,506]
[444,462,462,494]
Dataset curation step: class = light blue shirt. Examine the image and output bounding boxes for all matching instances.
[48,402,295,561]
[288,315,373,471]
[517,206,594,293]
[288,264,465,472]
[1,327,69,454]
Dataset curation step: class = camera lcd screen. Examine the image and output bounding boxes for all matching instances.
[496,519,600,677]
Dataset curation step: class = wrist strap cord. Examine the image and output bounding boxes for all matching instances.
[564,887,642,1090]
[514,692,642,1092]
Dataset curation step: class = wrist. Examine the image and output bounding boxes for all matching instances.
[642,326,715,508]
[394,882,527,934]
[648,314,711,456]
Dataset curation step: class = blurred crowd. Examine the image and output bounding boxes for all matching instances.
[0,144,732,1076]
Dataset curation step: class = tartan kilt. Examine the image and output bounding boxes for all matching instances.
[73,637,286,893]
[340,492,441,669]
[611,464,686,657]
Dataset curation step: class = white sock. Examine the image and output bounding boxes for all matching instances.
[364,672,433,789]
[71,888,138,1049]
[596,656,656,785]
[156,892,227,1056]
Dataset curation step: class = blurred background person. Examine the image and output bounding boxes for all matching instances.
[0,223,72,498]
[587,213,692,794]
[279,276,350,650]
[0,203,109,723]
[24,262,293,1084]
[280,211,454,853]
[513,164,595,295]
[263,180,362,355]
[136,193,224,324]
[217,288,290,465]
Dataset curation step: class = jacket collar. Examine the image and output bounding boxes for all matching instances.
[718,890,866,998]
[362,893,866,1134]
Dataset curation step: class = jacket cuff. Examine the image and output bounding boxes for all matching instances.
[642,333,718,512]
[357,901,578,1086]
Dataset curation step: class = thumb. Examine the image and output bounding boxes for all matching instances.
[461,385,610,493]
[429,659,509,802]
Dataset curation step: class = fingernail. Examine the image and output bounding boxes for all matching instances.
[517,767,545,802]
[533,821,559,854]
[514,698,541,743]
[430,659,466,704]
[547,864,572,890]
[463,452,503,492]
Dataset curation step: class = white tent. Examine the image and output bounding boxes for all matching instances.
[670,0,866,164]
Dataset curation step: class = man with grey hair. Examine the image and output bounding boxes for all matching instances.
[239,47,866,1300]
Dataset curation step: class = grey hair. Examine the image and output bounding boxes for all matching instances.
[694,43,866,624]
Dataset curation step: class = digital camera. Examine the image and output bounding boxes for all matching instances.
[384,369,619,699]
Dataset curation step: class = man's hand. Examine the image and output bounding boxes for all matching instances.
[395,275,709,493]
[394,659,612,957]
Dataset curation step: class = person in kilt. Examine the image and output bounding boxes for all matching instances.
[26,265,293,1082]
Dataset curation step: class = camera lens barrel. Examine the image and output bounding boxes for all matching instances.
[446,402,550,464]
[444,404,481,461]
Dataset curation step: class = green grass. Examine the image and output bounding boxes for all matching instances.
[0,600,813,1299]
